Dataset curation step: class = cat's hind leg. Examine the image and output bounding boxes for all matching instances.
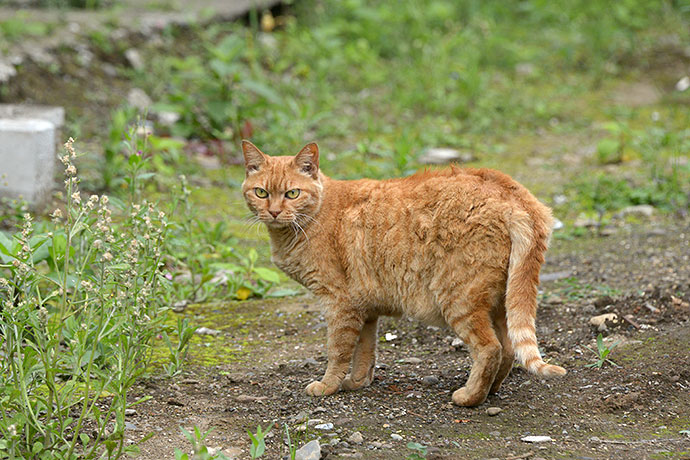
[342,317,378,391]
[489,303,514,395]
[305,305,364,397]
[445,294,502,407]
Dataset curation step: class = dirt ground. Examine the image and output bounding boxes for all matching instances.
[125,219,690,460]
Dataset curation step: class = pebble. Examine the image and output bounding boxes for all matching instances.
[314,423,333,431]
[195,326,222,336]
[124,409,137,416]
[486,407,502,416]
[124,48,144,70]
[126,88,152,111]
[399,357,423,364]
[390,433,403,441]
[348,431,364,444]
[421,375,440,386]
[236,394,268,402]
[589,313,618,331]
[306,419,325,426]
[291,411,308,423]
[617,204,655,218]
[312,406,327,414]
[419,148,474,164]
[521,435,553,443]
[295,440,320,460]
[385,333,398,341]
[124,421,137,431]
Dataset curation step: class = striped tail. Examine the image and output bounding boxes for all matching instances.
[505,206,566,377]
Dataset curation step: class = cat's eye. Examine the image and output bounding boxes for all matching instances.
[285,189,301,199]
[254,188,268,198]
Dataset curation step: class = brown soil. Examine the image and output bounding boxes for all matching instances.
[126,220,690,460]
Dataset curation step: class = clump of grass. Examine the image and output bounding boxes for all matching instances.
[586,333,620,368]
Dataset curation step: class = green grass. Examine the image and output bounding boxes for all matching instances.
[119,0,690,232]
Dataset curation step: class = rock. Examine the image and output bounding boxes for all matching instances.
[306,419,325,427]
[552,218,564,230]
[195,327,222,336]
[0,60,17,83]
[589,313,618,331]
[301,358,319,367]
[312,406,327,414]
[125,48,145,70]
[124,421,137,431]
[385,333,398,341]
[574,217,598,228]
[421,375,439,386]
[451,338,464,348]
[156,110,181,126]
[127,88,153,111]
[489,430,501,437]
[348,431,364,445]
[295,440,320,460]
[676,76,690,92]
[486,407,502,416]
[419,147,474,165]
[166,397,184,406]
[124,409,137,416]
[399,357,422,364]
[617,204,655,218]
[222,447,242,459]
[236,394,269,402]
[540,270,571,282]
[0,118,55,206]
[521,435,553,443]
[314,423,334,430]
[390,433,403,441]
[290,411,308,423]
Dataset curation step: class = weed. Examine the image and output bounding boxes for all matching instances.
[161,317,196,377]
[586,333,620,368]
[0,138,167,458]
[175,426,229,460]
[406,441,428,459]
[248,424,272,459]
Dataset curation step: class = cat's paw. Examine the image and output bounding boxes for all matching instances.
[451,386,487,407]
[341,375,372,391]
[305,381,339,397]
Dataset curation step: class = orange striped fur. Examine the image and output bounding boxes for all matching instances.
[241,141,566,407]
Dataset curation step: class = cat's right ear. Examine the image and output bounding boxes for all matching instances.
[242,140,267,175]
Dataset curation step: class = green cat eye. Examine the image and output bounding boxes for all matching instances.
[285,189,301,199]
[254,187,268,198]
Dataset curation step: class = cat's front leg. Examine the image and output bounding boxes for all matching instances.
[305,304,364,397]
[342,316,378,391]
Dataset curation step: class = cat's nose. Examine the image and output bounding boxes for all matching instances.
[269,210,280,218]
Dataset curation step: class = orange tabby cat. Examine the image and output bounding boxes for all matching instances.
[241,140,566,407]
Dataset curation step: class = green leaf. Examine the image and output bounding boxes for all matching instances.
[252,267,281,284]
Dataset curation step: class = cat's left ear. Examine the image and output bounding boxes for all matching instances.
[294,143,320,179]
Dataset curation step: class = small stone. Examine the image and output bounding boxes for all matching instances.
[171,300,188,312]
[486,407,502,416]
[399,357,422,364]
[166,398,184,406]
[676,76,690,92]
[385,333,398,341]
[295,440,320,460]
[390,433,403,441]
[574,217,598,228]
[521,435,553,443]
[348,431,364,445]
[489,431,501,437]
[124,409,137,416]
[236,394,268,402]
[618,204,655,218]
[589,313,618,331]
[290,411,308,423]
[312,406,327,414]
[195,327,222,336]
[124,421,137,431]
[451,338,464,348]
[306,419,325,427]
[156,110,181,126]
[419,148,474,165]
[302,358,319,367]
[127,88,152,111]
[314,423,334,431]
[124,48,145,70]
[421,376,439,386]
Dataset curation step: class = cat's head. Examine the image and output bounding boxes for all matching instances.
[241,141,323,228]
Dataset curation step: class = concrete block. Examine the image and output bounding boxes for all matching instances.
[0,118,56,206]
[0,104,65,128]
